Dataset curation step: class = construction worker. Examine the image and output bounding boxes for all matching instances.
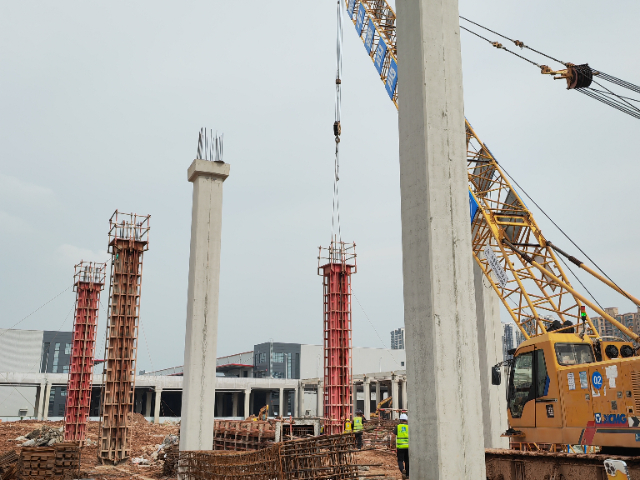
[343,416,353,434]
[395,413,409,479]
[353,409,366,449]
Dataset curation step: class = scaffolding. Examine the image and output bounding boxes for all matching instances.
[64,261,106,443]
[98,211,149,464]
[318,240,356,435]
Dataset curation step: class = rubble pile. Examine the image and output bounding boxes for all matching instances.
[16,426,64,447]
[162,444,179,477]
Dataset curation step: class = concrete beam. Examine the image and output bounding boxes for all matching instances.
[396,0,486,476]
[179,159,229,452]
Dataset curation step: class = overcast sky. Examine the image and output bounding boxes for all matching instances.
[1,0,639,373]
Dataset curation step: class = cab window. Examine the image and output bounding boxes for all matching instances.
[554,343,594,366]
[508,349,549,418]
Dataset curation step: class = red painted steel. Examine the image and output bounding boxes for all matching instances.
[98,211,149,464]
[318,241,357,435]
[64,262,106,443]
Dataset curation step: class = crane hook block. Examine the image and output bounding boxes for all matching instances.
[540,63,593,89]
[333,121,341,137]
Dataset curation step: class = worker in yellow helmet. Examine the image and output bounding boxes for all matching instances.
[353,409,366,449]
[343,416,353,434]
[395,413,409,479]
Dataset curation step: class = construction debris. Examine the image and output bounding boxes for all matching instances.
[18,426,65,447]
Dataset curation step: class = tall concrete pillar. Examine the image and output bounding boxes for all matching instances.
[317,382,323,419]
[232,392,239,417]
[36,383,45,420]
[363,379,371,420]
[249,390,254,415]
[43,383,52,420]
[391,376,399,420]
[179,159,230,452]
[401,379,408,410]
[396,0,486,476]
[474,261,509,448]
[154,387,162,424]
[244,389,251,418]
[278,388,284,417]
[375,382,381,404]
[145,390,153,417]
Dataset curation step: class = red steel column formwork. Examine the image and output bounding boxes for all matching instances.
[318,240,356,435]
[64,261,106,443]
[98,211,149,464]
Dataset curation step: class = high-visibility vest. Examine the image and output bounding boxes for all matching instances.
[344,420,352,433]
[396,424,409,449]
[354,416,363,432]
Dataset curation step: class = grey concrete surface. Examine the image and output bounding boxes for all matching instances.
[396,0,487,476]
[474,261,509,448]
[179,159,230,452]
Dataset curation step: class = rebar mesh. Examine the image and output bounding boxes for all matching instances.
[180,434,367,480]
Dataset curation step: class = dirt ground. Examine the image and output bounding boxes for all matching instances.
[0,418,401,480]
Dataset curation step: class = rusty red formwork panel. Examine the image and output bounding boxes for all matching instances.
[318,240,356,436]
[98,211,149,464]
[64,261,106,443]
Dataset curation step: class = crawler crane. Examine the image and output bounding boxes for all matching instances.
[345,0,640,451]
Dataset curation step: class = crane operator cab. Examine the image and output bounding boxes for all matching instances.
[493,324,640,452]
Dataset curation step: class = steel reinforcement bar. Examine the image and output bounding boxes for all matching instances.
[180,433,381,480]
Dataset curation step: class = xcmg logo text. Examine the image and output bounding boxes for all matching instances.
[595,413,627,425]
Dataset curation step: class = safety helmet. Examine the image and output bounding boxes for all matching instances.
[400,413,408,421]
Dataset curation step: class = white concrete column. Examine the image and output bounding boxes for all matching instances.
[363,379,371,420]
[352,382,357,415]
[145,390,153,417]
[179,159,230,452]
[396,0,486,476]
[391,376,399,420]
[297,382,305,417]
[474,261,509,448]
[249,390,254,415]
[232,392,239,417]
[244,389,251,418]
[317,382,323,419]
[375,382,381,404]
[36,383,45,420]
[43,383,52,420]
[401,378,408,411]
[278,388,284,416]
[153,387,162,424]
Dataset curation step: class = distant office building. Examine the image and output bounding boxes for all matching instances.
[0,329,73,417]
[590,307,640,339]
[390,328,405,350]
[502,323,525,360]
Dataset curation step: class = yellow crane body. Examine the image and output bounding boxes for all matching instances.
[509,332,640,449]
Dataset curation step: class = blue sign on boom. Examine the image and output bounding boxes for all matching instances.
[374,39,387,75]
[347,0,355,18]
[356,3,366,36]
[364,19,375,54]
[386,58,398,98]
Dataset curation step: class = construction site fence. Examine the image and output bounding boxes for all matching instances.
[180,433,369,480]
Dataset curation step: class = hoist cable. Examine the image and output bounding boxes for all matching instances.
[459,25,542,69]
[459,16,567,66]
[576,88,640,120]
[595,72,640,94]
[331,0,344,242]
